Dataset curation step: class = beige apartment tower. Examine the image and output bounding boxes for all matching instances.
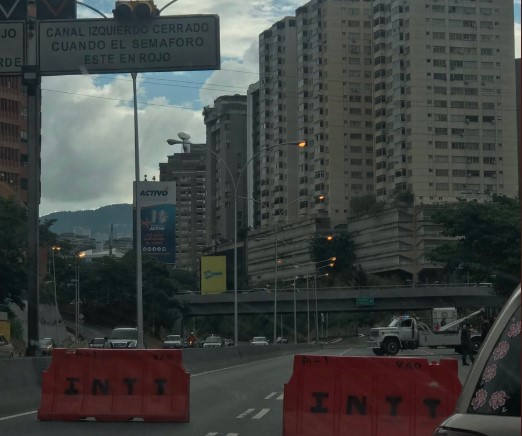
[373,0,517,203]
[256,0,376,229]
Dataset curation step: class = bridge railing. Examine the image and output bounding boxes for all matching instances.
[185,283,493,295]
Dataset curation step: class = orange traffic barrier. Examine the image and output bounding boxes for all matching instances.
[38,348,190,422]
[283,355,461,436]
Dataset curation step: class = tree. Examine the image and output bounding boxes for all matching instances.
[427,196,520,295]
[310,233,364,286]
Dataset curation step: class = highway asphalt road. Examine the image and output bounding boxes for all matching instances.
[0,346,471,436]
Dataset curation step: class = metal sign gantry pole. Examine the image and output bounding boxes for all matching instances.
[22,5,41,356]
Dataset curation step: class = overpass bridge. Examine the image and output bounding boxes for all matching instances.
[174,284,506,316]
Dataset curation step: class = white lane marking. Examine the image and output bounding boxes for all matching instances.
[264,392,277,399]
[252,408,270,420]
[277,393,284,400]
[0,411,37,421]
[227,434,239,436]
[205,433,219,436]
[338,348,352,355]
[236,408,255,419]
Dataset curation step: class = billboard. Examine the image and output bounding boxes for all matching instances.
[200,256,227,294]
[136,181,176,264]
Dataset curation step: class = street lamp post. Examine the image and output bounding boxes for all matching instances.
[168,135,306,345]
[50,246,61,343]
[75,252,86,346]
[241,194,324,344]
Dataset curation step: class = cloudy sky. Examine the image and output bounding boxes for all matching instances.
[39,0,521,216]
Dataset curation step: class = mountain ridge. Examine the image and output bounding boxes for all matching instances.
[41,203,133,237]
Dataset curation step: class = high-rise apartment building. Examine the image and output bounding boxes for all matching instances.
[203,95,248,245]
[258,17,301,227]
[296,0,376,228]
[247,82,262,229]
[159,148,206,272]
[373,0,517,203]
[255,1,376,229]
[0,77,28,205]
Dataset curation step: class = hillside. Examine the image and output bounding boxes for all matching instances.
[41,204,133,236]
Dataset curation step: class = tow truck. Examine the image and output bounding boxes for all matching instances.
[368,308,484,356]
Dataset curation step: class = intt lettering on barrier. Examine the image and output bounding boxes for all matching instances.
[310,392,442,418]
[64,377,168,395]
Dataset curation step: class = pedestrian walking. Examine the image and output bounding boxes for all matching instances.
[461,323,474,366]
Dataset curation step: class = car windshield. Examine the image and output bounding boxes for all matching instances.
[1,1,520,434]
[109,329,137,340]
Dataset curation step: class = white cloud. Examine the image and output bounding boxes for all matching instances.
[40,75,203,214]
[40,1,304,214]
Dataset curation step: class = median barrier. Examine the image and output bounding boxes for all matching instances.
[38,348,189,422]
[283,355,461,436]
[0,357,50,416]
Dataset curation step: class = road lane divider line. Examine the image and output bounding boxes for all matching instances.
[226,433,239,435]
[277,393,284,400]
[205,433,219,436]
[252,408,270,420]
[264,392,277,399]
[337,348,352,356]
[0,411,37,421]
[236,408,255,419]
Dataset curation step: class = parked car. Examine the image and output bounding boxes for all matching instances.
[251,336,269,346]
[163,334,183,349]
[0,335,14,358]
[38,338,55,356]
[433,286,521,436]
[88,337,107,348]
[275,336,288,344]
[203,335,223,348]
[223,338,234,347]
[107,327,138,348]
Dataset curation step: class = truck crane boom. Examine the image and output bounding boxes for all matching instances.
[438,308,485,332]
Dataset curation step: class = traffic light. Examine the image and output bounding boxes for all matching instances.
[113,1,159,20]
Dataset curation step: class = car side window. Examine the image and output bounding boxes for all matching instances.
[467,306,521,417]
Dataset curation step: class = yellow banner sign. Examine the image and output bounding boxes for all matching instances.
[200,256,227,294]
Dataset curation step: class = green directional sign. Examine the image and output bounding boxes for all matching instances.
[356,297,374,307]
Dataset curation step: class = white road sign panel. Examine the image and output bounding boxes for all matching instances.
[38,15,220,76]
[0,22,25,75]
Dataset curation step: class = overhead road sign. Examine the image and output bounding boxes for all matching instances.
[0,22,25,75]
[0,0,27,20]
[38,15,220,76]
[356,297,374,307]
